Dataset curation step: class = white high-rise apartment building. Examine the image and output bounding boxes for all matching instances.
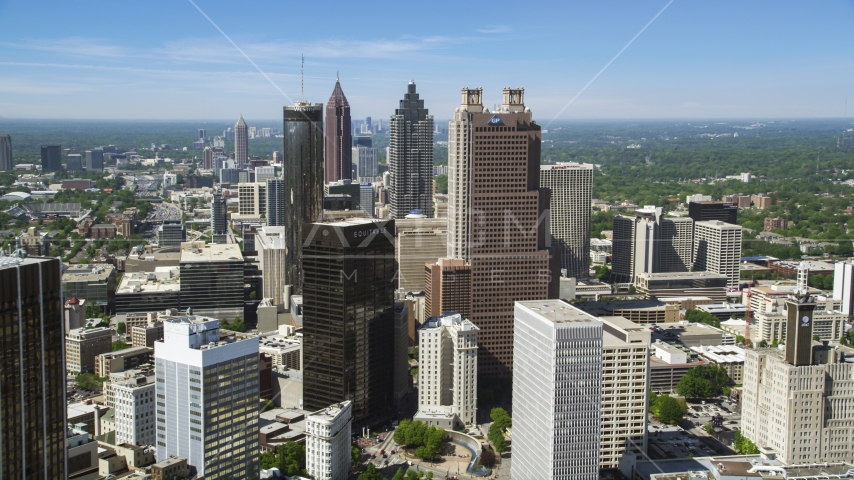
[513,300,603,480]
[109,373,156,446]
[305,401,352,480]
[742,347,854,464]
[833,260,854,315]
[693,220,743,289]
[235,182,267,222]
[599,316,650,468]
[256,226,287,307]
[540,163,593,278]
[234,115,248,165]
[415,313,478,428]
[155,315,260,478]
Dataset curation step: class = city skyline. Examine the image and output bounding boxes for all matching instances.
[1,1,853,120]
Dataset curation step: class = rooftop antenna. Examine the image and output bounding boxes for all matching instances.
[793,261,810,301]
[301,54,305,102]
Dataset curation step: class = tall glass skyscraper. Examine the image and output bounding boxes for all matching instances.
[0,254,67,479]
[324,76,352,183]
[283,101,324,292]
[0,134,12,171]
[301,218,395,426]
[389,81,434,218]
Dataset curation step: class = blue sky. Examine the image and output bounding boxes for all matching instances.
[1,0,852,120]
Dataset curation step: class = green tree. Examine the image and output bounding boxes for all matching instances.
[760,340,769,348]
[249,290,257,300]
[594,265,611,282]
[734,431,760,454]
[112,340,130,351]
[116,322,126,335]
[75,372,104,391]
[219,318,231,330]
[85,303,102,318]
[260,450,277,469]
[392,468,406,480]
[278,441,307,477]
[351,445,361,465]
[655,395,687,425]
[406,470,421,480]
[703,423,716,435]
[813,334,821,342]
[490,407,512,430]
[357,464,382,480]
[677,365,731,398]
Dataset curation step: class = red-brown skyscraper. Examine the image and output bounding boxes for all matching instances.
[324,75,352,183]
[447,87,561,376]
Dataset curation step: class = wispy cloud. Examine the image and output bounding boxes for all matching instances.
[476,25,510,34]
[7,37,129,58]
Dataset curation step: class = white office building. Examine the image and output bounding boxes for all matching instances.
[415,313,479,429]
[255,166,276,183]
[834,260,854,315]
[256,226,287,306]
[540,163,594,278]
[305,401,353,480]
[513,300,603,480]
[109,373,156,446]
[155,315,260,478]
[693,220,743,289]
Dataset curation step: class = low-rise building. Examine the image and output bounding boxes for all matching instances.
[690,345,745,383]
[306,401,352,480]
[151,456,190,480]
[106,372,156,446]
[67,423,100,479]
[115,267,181,314]
[636,271,729,302]
[764,216,788,231]
[658,296,714,311]
[66,327,113,373]
[697,303,747,321]
[95,346,153,377]
[653,321,732,347]
[259,335,301,370]
[131,321,164,348]
[649,341,707,393]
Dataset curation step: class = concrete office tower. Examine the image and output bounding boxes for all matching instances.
[203,146,214,170]
[41,144,62,172]
[611,207,694,284]
[693,220,743,289]
[66,153,83,171]
[395,215,448,293]
[389,81,434,219]
[424,258,472,319]
[234,114,248,165]
[85,149,104,171]
[0,254,66,479]
[688,201,738,224]
[324,76,352,183]
[742,342,854,463]
[210,192,228,243]
[447,87,560,375]
[353,145,379,178]
[256,226,287,306]
[360,183,375,218]
[599,316,650,468]
[0,134,11,170]
[306,401,353,480]
[540,162,593,278]
[155,315,260,478]
[283,101,324,292]
[179,242,245,321]
[235,181,267,223]
[513,300,603,480]
[415,313,479,429]
[302,218,395,426]
[109,373,156,446]
[256,165,276,182]
[157,220,187,246]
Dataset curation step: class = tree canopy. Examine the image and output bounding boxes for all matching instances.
[677,365,731,398]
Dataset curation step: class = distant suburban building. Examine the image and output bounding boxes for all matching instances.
[764,216,789,231]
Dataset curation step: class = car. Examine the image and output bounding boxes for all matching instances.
[380,450,385,455]
[370,454,375,459]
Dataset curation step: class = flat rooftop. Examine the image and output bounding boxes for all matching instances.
[638,271,729,281]
[516,300,599,324]
[179,242,243,263]
[578,300,670,313]
[117,268,180,294]
[62,264,115,282]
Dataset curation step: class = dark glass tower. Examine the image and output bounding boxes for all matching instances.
[0,134,12,171]
[688,201,738,224]
[283,102,324,292]
[301,218,395,426]
[85,149,104,171]
[40,145,62,172]
[0,254,67,479]
[324,76,352,183]
[389,81,434,218]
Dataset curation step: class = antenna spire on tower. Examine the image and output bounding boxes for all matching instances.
[301,54,305,102]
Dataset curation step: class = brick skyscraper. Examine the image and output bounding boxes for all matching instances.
[324,75,352,183]
[235,114,248,165]
[283,101,324,292]
[389,81,434,218]
[447,87,560,376]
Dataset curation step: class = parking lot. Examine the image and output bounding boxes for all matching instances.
[648,398,740,459]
